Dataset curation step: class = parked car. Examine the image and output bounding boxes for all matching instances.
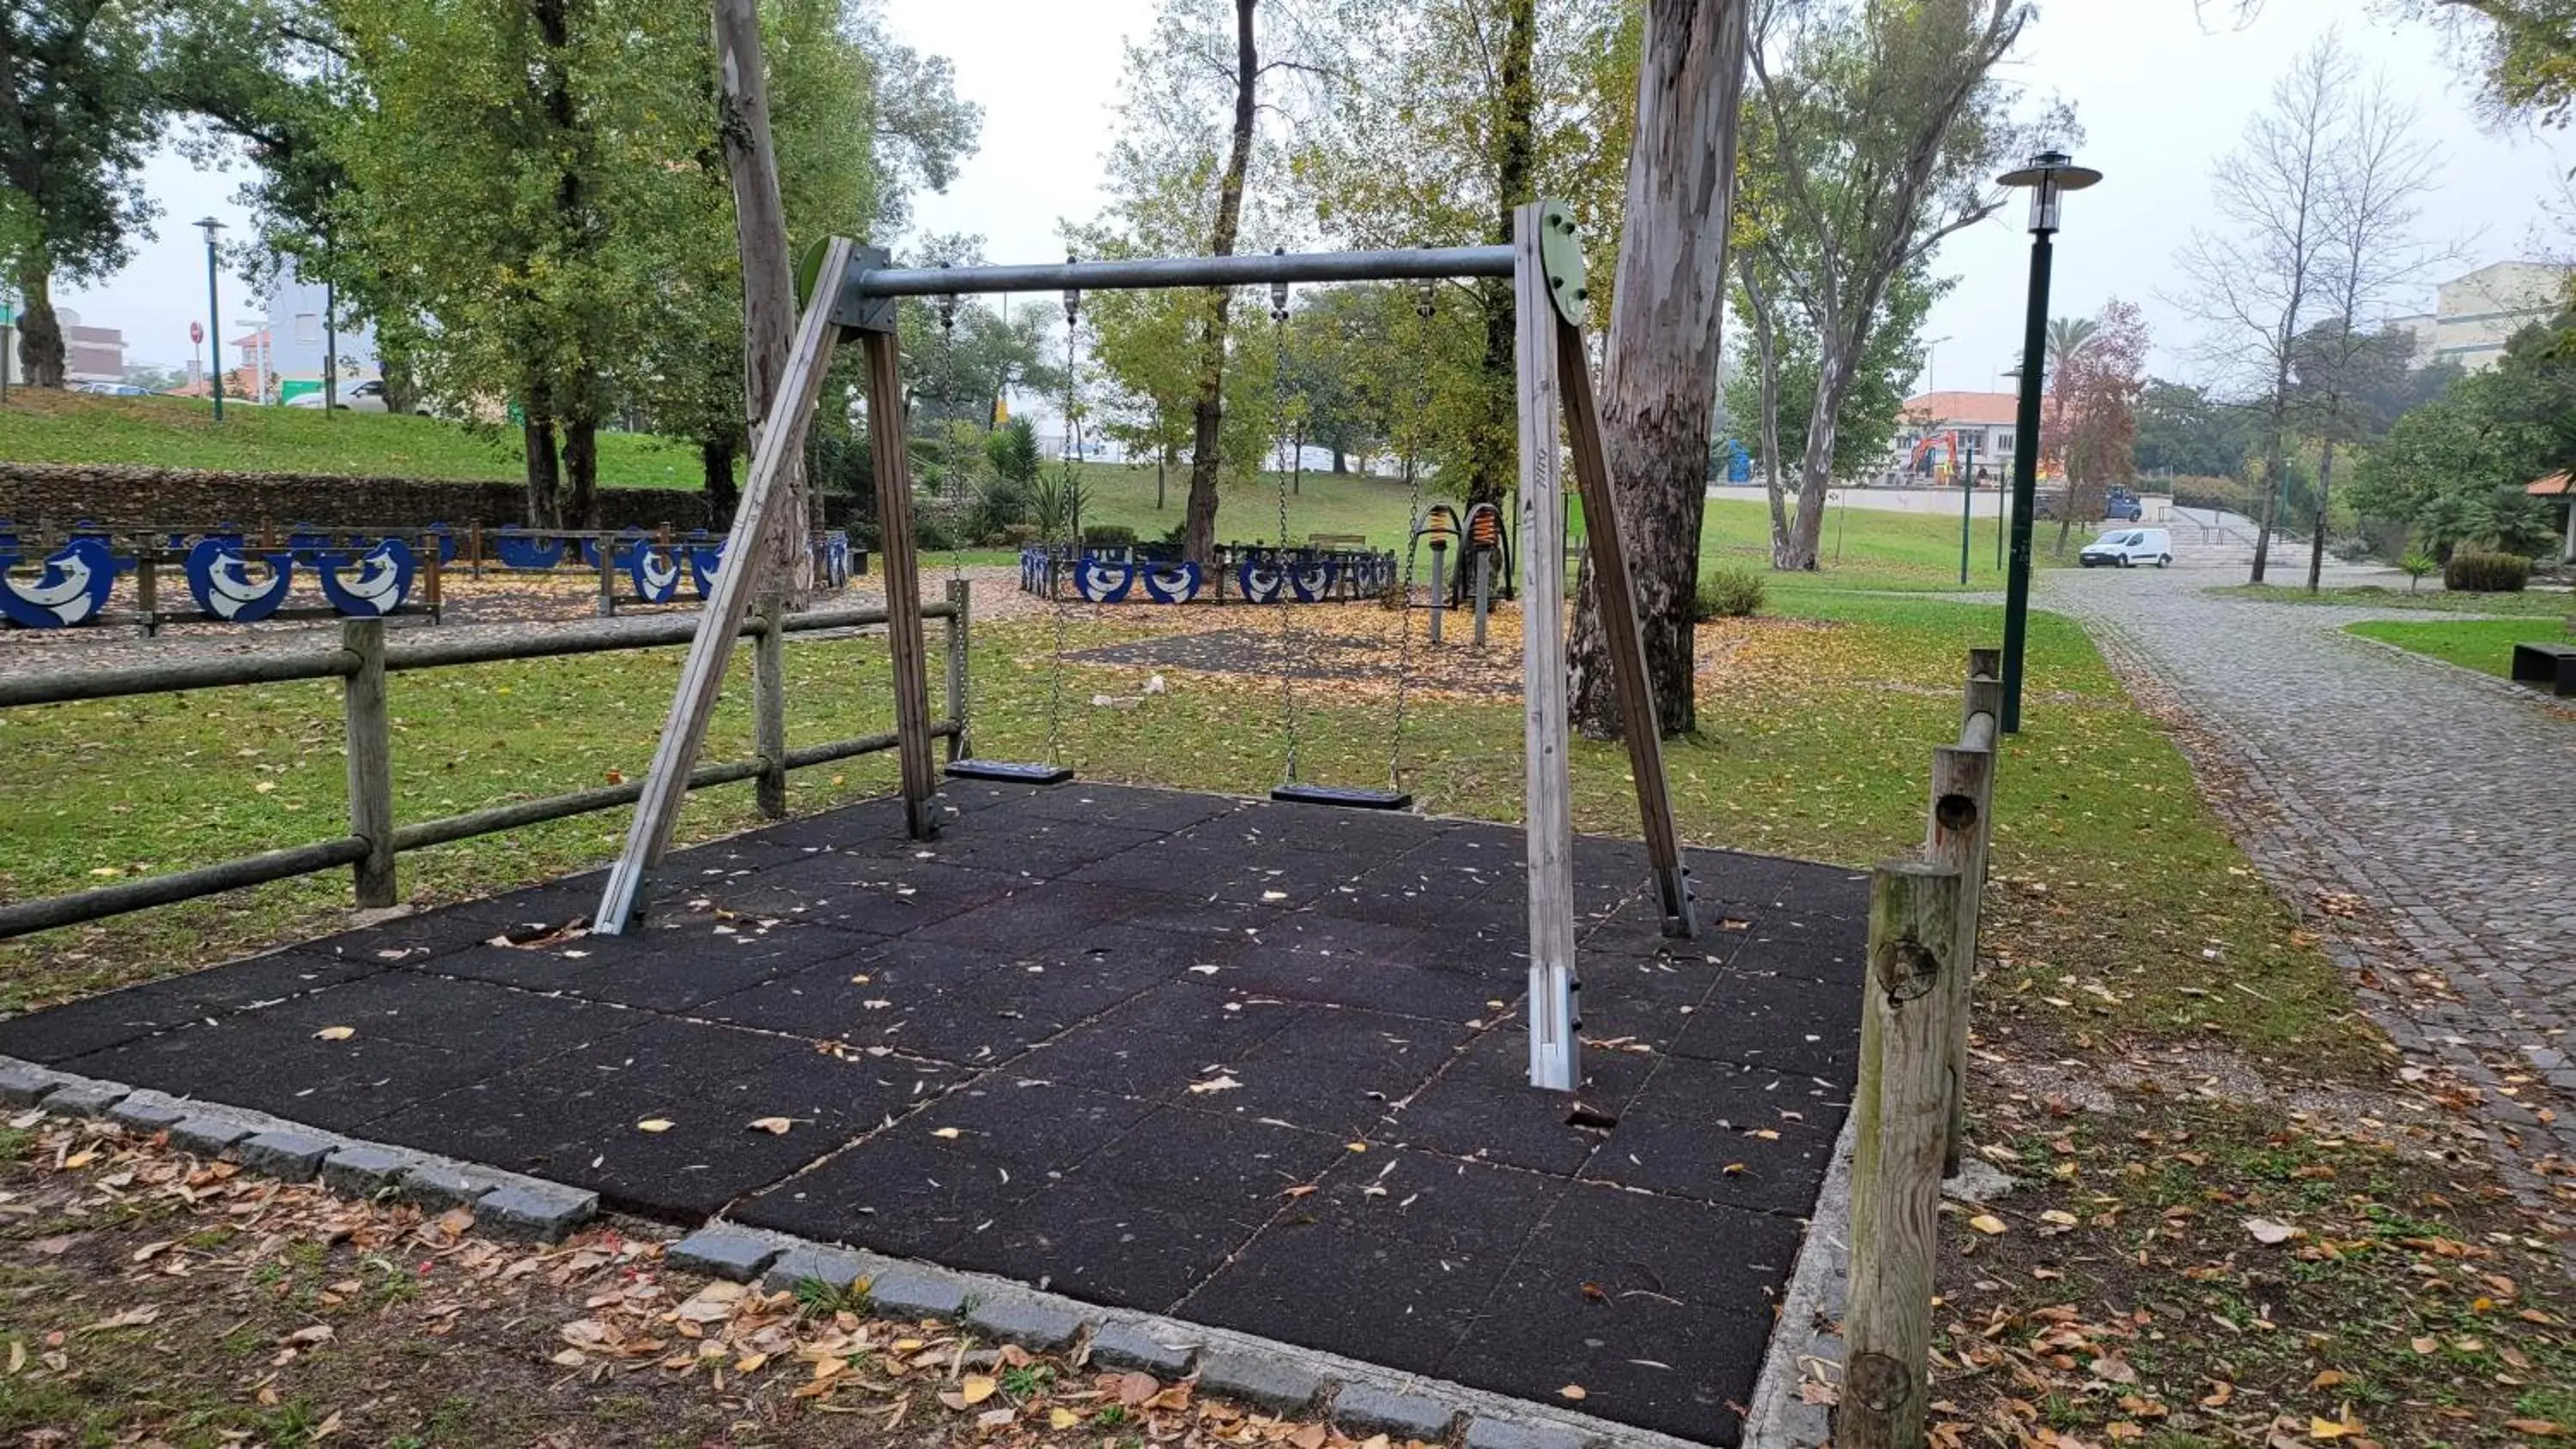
[71,381,155,397]
[286,379,396,412]
[2079,527,2172,568]
[2104,487,2144,522]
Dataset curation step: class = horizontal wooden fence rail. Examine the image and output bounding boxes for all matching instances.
[1837,647,2004,1449]
[0,599,967,941]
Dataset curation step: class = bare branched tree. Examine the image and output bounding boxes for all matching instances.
[2172,30,2353,584]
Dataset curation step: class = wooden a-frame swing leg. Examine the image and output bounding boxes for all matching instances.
[1555,317,1698,941]
[595,238,856,935]
[859,329,941,840]
[1513,207,1582,1094]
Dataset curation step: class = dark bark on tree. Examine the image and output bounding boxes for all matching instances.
[702,437,741,524]
[380,348,419,415]
[562,376,601,529]
[15,265,64,388]
[2306,435,2336,591]
[2251,382,2291,583]
[1181,0,1260,566]
[523,386,562,528]
[715,0,811,596]
[1332,450,1347,474]
[1567,0,1749,739]
[1465,0,1540,514]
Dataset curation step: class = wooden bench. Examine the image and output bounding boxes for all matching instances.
[2510,641,2576,697]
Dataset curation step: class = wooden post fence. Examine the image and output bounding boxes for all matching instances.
[341,618,397,908]
[1838,860,1965,1449]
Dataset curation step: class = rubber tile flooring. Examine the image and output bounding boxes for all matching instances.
[0,782,1867,1446]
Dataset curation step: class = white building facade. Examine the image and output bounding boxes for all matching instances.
[2391,262,2572,373]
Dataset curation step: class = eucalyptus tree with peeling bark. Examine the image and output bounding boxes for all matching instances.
[1745,0,2039,572]
[1562,0,1750,739]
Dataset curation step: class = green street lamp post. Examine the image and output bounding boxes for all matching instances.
[197,217,228,422]
[1996,151,2100,734]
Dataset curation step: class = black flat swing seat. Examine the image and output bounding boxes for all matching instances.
[945,760,1075,785]
[1270,782,1413,810]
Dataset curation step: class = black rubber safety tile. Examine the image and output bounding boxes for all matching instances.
[1062,840,1242,896]
[151,951,387,1011]
[1386,1028,1652,1176]
[1215,1006,1474,1137]
[1574,952,1728,1054]
[1192,852,1371,911]
[1114,892,1277,943]
[421,923,862,1014]
[927,821,1172,879]
[1012,784,1246,835]
[1439,1184,1802,1444]
[1724,927,1868,990]
[884,952,1180,1067]
[0,985,221,1064]
[902,881,1150,952]
[295,906,502,966]
[946,1174,1262,1313]
[661,836,825,879]
[1669,966,1861,1079]
[748,795,920,846]
[908,1079,1159,1169]
[737,1131,1046,1260]
[1033,920,1248,976]
[1185,1217,1502,1379]
[1198,943,1509,1025]
[191,971,625,1061]
[744,857,1026,935]
[430,870,617,934]
[534,1015,818,1092]
[1288,1143,1564,1261]
[1014,987,1301,1101]
[1583,1057,1848,1215]
[1437,1288,1764,1446]
[1078,1103,1354,1213]
[693,943,1006,1040]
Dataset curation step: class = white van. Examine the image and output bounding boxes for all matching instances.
[2079,527,2172,568]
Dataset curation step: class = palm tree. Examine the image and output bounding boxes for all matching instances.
[2045,317,2099,374]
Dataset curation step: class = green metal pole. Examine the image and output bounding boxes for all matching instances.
[2000,230,2054,734]
[1958,443,1974,585]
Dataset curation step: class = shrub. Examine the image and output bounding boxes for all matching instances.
[1081,524,1139,549]
[997,523,1042,549]
[2443,549,2530,593]
[2397,548,2439,594]
[1696,566,1766,620]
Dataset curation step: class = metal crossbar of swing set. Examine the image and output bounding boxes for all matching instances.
[835,244,1515,311]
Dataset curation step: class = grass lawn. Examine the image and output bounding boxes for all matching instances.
[2347,615,2576,678]
[0,391,709,489]
[2209,582,2576,618]
[12,576,2573,1447]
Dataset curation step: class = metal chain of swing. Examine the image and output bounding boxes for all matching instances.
[1043,263,1082,766]
[1382,274,1437,792]
[934,274,975,751]
[1267,261,1305,785]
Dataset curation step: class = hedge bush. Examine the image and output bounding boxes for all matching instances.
[1696,566,1766,620]
[2443,550,2530,593]
[1081,524,1139,549]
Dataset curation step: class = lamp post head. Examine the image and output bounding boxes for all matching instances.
[195,216,227,245]
[1996,150,2102,236]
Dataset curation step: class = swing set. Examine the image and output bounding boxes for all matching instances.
[592,200,1694,1092]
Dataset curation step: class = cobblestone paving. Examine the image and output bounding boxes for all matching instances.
[2044,567,2576,1203]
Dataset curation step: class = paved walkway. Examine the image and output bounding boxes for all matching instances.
[2043,569,2576,1186]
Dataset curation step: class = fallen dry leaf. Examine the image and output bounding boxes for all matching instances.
[1559,1384,1588,1402]
[747,1117,793,1136]
[2504,1421,2565,1438]
[636,1119,673,1134]
[1967,1214,2008,1236]
[2244,1216,2299,1246]
[313,1026,355,1041]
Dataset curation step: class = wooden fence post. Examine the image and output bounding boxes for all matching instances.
[1927,743,1995,1179]
[595,539,617,618]
[944,577,970,763]
[1838,860,1965,1449]
[753,597,787,819]
[469,521,484,580]
[342,619,397,908]
[135,554,159,638]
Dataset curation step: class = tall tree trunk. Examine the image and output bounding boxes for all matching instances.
[562,374,601,529]
[15,264,64,389]
[702,437,741,525]
[1739,255,1789,549]
[1180,0,1260,566]
[1332,449,1347,475]
[1464,0,1540,514]
[1780,351,1856,570]
[715,0,811,598]
[524,386,562,528]
[380,344,420,415]
[2250,383,2290,584]
[1566,0,1749,739]
[2305,435,2336,591]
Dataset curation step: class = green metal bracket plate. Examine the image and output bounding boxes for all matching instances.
[1537,202,1588,327]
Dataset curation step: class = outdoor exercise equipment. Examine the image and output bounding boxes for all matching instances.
[597,206,1698,1094]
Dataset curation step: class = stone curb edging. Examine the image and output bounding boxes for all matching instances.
[1740,1107,1854,1449]
[3,1052,1740,1449]
[0,1057,597,1241]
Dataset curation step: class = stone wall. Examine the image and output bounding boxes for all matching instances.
[0,462,859,533]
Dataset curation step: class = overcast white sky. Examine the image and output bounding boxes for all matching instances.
[76,0,2576,397]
